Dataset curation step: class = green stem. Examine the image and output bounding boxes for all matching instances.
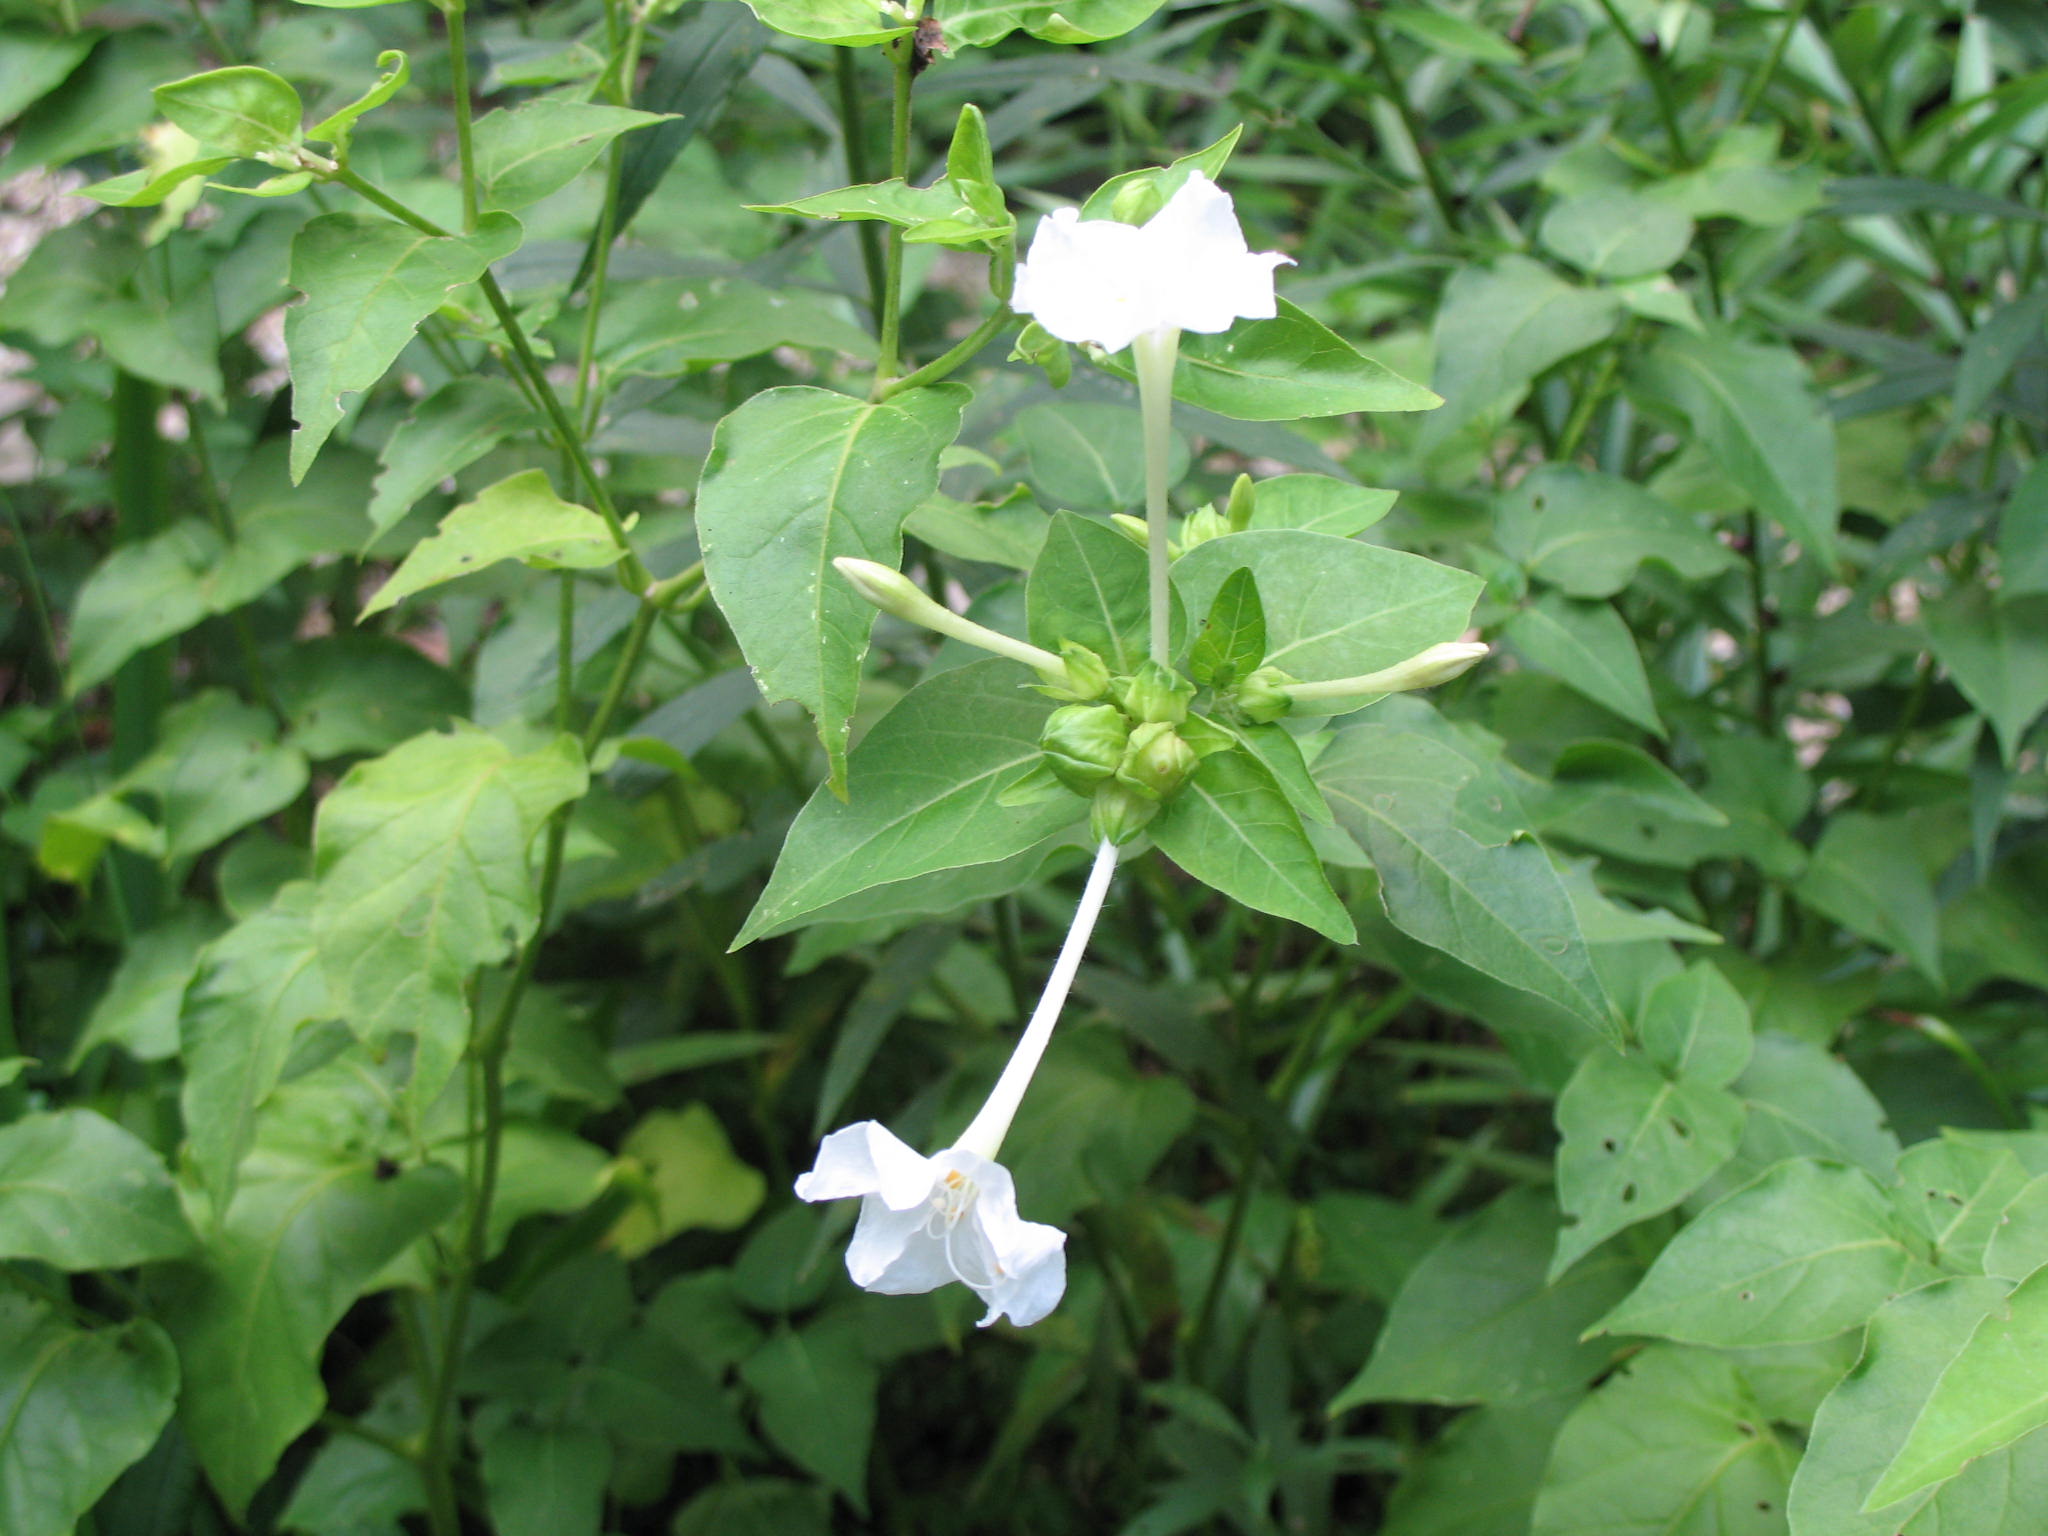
[1910,1015,2021,1129]
[1556,344,1623,463]
[444,0,479,233]
[575,0,647,437]
[1359,8,1463,236]
[1132,328,1181,666]
[873,37,916,389]
[1745,511,1773,731]
[1591,0,1693,167]
[834,46,888,329]
[877,303,1014,401]
[1734,0,1807,123]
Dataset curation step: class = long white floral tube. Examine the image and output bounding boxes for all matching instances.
[953,837,1121,1161]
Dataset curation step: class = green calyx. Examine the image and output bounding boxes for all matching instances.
[1231,664,1297,724]
[1040,703,1130,795]
[1115,659,1195,725]
[1114,721,1198,802]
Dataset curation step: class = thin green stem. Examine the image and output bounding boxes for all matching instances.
[1556,345,1623,463]
[1132,328,1180,666]
[444,0,479,233]
[873,37,916,389]
[1734,0,1807,124]
[575,0,647,437]
[184,0,234,62]
[1745,512,1774,731]
[835,47,888,329]
[877,303,1014,401]
[1591,0,1693,167]
[1907,1014,2021,1130]
[1359,9,1463,236]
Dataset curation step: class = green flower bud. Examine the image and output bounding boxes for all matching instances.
[1235,664,1296,724]
[1115,720,1198,802]
[1114,659,1195,725]
[1179,506,1229,553]
[1109,512,1150,549]
[1042,641,1110,702]
[1110,179,1165,226]
[1090,782,1159,847]
[1039,703,1129,795]
[1224,472,1256,532]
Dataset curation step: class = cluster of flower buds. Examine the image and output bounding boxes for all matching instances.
[1036,658,1204,846]
[1109,470,1257,562]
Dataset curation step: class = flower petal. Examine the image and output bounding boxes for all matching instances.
[845,1194,949,1290]
[793,1120,934,1210]
[943,1151,1069,1327]
[1012,208,1161,353]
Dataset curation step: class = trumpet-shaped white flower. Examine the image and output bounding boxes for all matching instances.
[794,1123,1067,1327]
[1011,171,1292,354]
[795,839,1120,1327]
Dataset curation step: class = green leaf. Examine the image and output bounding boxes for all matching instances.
[1945,287,2048,444]
[1592,1158,1923,1348]
[1027,510,1182,675]
[696,384,968,793]
[472,98,670,212]
[1531,1345,1797,1536]
[1245,474,1397,537]
[83,155,237,208]
[1080,127,1240,220]
[1551,1057,1745,1281]
[362,470,622,617]
[1504,592,1664,737]
[153,66,302,157]
[1493,465,1736,599]
[1421,256,1621,451]
[1790,1276,2047,1536]
[1712,1034,1902,1195]
[0,31,96,128]
[1187,567,1266,690]
[734,660,1077,945]
[1867,1263,2048,1507]
[1794,811,1946,988]
[160,1134,460,1516]
[1316,718,1619,1046]
[1634,330,1840,568]
[1381,4,1521,63]
[1381,1400,1573,1536]
[305,48,409,151]
[1172,530,1484,691]
[65,521,219,694]
[1151,746,1353,944]
[477,1420,610,1536]
[749,174,1012,247]
[366,376,532,539]
[0,1298,179,1536]
[607,1103,766,1258]
[273,635,471,759]
[1924,586,2048,764]
[734,0,912,44]
[596,277,876,376]
[311,729,587,1104]
[286,211,522,483]
[1997,458,2048,599]
[1105,299,1439,420]
[71,907,222,1064]
[1540,188,1693,280]
[1023,0,1165,43]
[1892,1137,2033,1276]
[125,689,310,860]
[1015,400,1187,512]
[673,1479,831,1536]
[1330,1188,1633,1412]
[740,1320,879,1511]
[1985,1174,2048,1282]
[180,884,335,1216]
[0,1109,194,1269]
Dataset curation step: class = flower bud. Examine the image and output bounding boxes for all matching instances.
[1039,704,1129,795]
[1114,660,1194,725]
[1179,506,1228,553]
[1109,512,1150,549]
[1281,641,1491,710]
[1090,783,1159,847]
[1234,664,1296,724]
[1115,721,1198,802]
[1110,179,1165,226]
[1041,641,1110,702]
[1224,472,1256,533]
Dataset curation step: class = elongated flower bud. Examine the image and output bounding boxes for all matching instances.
[833,557,1075,686]
[1224,473,1256,533]
[1281,641,1490,708]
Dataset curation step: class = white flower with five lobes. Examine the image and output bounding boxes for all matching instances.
[1010,171,1293,354]
[794,839,1119,1327]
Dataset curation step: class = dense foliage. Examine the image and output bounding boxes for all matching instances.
[3,0,2048,1532]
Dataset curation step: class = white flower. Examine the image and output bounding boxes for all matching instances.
[795,840,1121,1327]
[794,1121,1067,1327]
[1010,171,1293,354]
